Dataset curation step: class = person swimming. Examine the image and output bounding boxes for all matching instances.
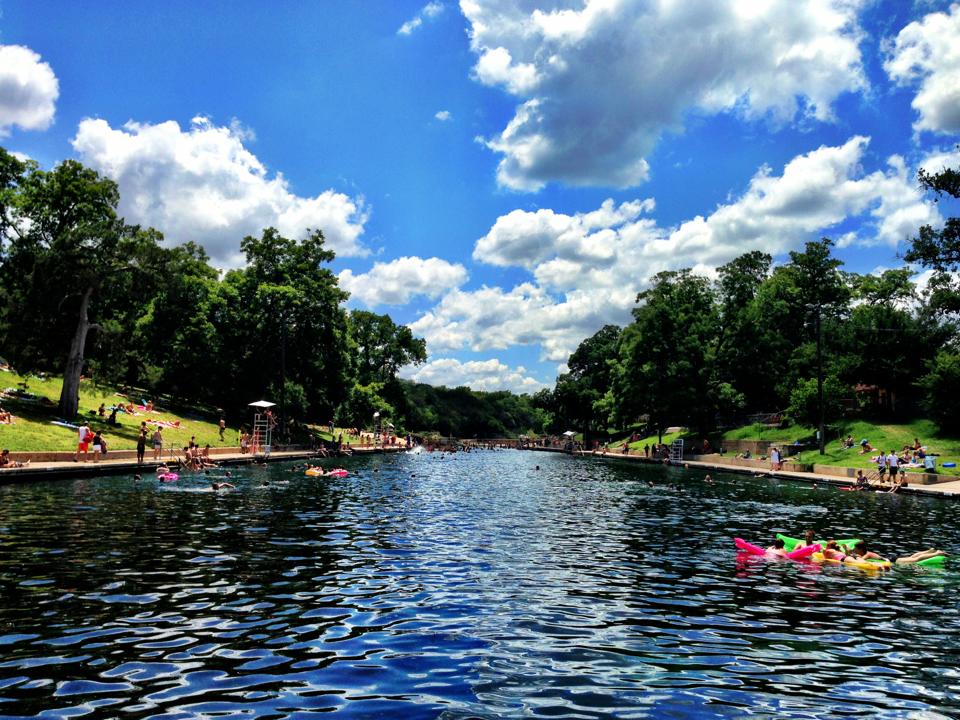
[850,542,888,562]
[766,538,789,557]
[210,480,235,490]
[822,541,847,562]
[895,549,948,565]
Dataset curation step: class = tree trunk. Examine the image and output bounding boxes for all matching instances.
[59,286,94,419]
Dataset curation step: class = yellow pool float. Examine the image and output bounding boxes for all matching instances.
[812,552,892,572]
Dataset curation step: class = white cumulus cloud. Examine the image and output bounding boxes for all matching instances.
[462,0,868,190]
[884,4,960,134]
[0,44,59,137]
[339,256,468,306]
[399,1,445,35]
[434,110,452,122]
[71,116,370,267]
[401,357,548,393]
[414,136,939,363]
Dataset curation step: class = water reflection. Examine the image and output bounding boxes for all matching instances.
[0,451,958,717]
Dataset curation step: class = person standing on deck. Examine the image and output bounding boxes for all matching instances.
[886,449,899,483]
[152,426,163,460]
[75,422,92,462]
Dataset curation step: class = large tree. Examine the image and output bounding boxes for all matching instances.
[781,238,851,452]
[554,324,620,440]
[219,227,353,422]
[904,156,960,312]
[0,151,155,417]
[348,310,427,386]
[613,269,719,439]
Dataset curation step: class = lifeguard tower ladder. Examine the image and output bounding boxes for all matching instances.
[669,439,684,464]
[248,400,276,458]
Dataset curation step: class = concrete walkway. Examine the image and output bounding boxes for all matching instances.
[0,445,405,484]
[529,446,960,499]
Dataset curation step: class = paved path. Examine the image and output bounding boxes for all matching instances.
[0,446,405,483]
[531,447,960,499]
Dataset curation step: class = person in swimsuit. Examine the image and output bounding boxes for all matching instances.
[822,541,847,562]
[766,538,790,557]
[850,542,888,562]
[895,549,947,565]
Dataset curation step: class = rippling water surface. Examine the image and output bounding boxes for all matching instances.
[1,450,960,718]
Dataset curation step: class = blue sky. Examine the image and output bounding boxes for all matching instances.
[1,0,958,393]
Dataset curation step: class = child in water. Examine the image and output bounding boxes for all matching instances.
[765,538,789,557]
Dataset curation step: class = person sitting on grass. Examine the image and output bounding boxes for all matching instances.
[0,406,13,424]
[859,439,875,454]
[842,435,855,449]
[0,449,29,468]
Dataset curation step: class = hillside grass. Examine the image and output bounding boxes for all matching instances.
[0,371,233,452]
[609,418,960,477]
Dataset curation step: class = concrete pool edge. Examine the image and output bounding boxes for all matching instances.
[525,446,960,499]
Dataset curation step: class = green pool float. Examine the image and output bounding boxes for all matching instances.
[778,534,859,552]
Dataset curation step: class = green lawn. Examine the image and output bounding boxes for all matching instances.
[608,419,960,477]
[782,419,960,477]
[0,372,230,452]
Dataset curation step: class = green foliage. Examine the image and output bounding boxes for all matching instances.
[401,381,547,438]
[612,269,719,436]
[787,375,847,427]
[918,351,960,432]
[336,383,394,430]
[0,148,443,435]
[349,310,427,385]
[904,151,960,314]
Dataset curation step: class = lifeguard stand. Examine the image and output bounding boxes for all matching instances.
[248,400,276,457]
[669,439,684,464]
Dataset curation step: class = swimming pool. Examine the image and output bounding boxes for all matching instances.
[0,450,958,717]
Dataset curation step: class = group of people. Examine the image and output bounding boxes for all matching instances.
[176,437,218,471]
[152,464,234,490]
[74,422,109,462]
[769,530,947,565]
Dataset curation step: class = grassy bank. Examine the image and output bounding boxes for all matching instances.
[609,419,960,477]
[0,372,231,452]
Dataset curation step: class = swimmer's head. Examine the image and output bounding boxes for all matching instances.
[773,538,785,549]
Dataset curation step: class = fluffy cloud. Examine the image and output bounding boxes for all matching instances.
[415,136,939,362]
[398,1,445,35]
[400,357,548,393]
[884,4,960,134]
[72,116,369,267]
[463,0,868,190]
[409,282,636,362]
[919,145,960,178]
[339,256,468,306]
[474,198,654,268]
[664,137,939,259]
[434,110,452,122]
[0,45,59,136]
